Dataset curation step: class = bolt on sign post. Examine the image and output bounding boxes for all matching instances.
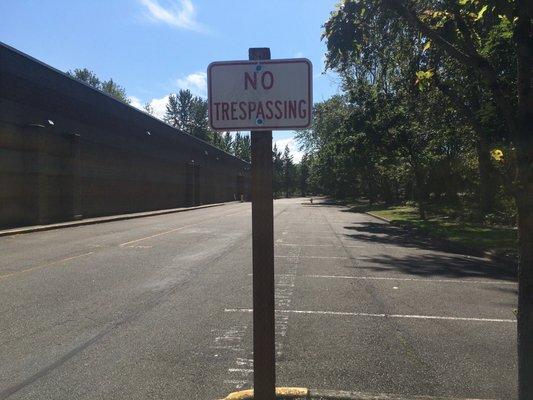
[208,49,312,400]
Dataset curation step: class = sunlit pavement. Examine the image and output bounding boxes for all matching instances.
[0,198,517,399]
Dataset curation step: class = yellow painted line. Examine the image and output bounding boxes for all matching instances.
[0,252,94,281]
[222,387,308,400]
[119,221,208,246]
[119,210,249,247]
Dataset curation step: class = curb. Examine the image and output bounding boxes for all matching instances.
[0,202,236,237]
[221,387,488,399]
[222,387,308,399]
[364,212,516,265]
[364,211,392,223]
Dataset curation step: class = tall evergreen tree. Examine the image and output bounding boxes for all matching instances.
[272,144,283,198]
[232,132,251,162]
[164,89,195,132]
[220,132,233,153]
[189,96,210,141]
[164,94,180,127]
[281,145,295,197]
[299,153,311,196]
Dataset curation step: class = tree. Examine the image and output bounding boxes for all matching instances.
[164,94,180,127]
[232,132,251,162]
[323,1,532,395]
[67,68,130,103]
[189,96,211,142]
[299,153,311,196]
[281,145,296,197]
[67,68,100,87]
[220,132,233,153]
[272,144,283,198]
[144,102,154,115]
[164,90,215,142]
[100,79,129,103]
[165,89,194,131]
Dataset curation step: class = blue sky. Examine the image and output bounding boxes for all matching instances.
[0,0,341,160]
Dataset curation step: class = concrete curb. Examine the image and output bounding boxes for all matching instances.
[364,212,516,266]
[222,387,308,399]
[0,202,236,237]
[220,387,488,399]
[364,211,392,223]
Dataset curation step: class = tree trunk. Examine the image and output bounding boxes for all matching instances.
[477,134,496,215]
[414,168,428,219]
[517,154,533,399]
[515,2,532,396]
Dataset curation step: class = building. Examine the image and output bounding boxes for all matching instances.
[0,42,250,229]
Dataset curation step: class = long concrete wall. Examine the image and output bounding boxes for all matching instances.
[0,42,250,229]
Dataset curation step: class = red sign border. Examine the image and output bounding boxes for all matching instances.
[207,58,313,131]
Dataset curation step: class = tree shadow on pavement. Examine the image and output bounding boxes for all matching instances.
[343,222,480,256]
[342,222,517,282]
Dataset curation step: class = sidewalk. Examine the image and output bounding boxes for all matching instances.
[0,202,235,237]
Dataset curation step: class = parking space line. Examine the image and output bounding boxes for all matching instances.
[296,274,517,286]
[275,255,349,260]
[224,308,516,323]
[275,243,366,248]
[309,389,494,400]
[275,235,336,239]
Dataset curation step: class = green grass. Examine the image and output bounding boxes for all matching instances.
[347,202,517,259]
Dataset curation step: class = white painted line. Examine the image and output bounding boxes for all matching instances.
[275,235,336,240]
[224,308,516,323]
[299,274,517,286]
[228,368,253,373]
[223,379,248,390]
[275,255,349,260]
[275,243,366,248]
[310,389,495,400]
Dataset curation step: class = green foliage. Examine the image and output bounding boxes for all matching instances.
[67,68,130,103]
[273,144,283,197]
[281,145,296,197]
[368,204,516,258]
[308,0,523,224]
[164,89,214,143]
[232,132,251,162]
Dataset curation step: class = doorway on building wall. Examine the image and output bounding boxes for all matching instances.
[186,162,200,207]
[236,174,244,202]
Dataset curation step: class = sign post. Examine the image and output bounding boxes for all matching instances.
[208,48,312,400]
[249,47,275,400]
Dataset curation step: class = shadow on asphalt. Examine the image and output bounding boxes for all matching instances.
[342,222,517,282]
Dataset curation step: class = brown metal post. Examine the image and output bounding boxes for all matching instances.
[249,47,275,400]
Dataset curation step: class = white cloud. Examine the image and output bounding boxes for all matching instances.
[294,51,304,58]
[129,94,168,120]
[132,70,206,122]
[128,95,143,110]
[176,71,207,97]
[147,94,170,120]
[139,0,207,32]
[273,137,304,163]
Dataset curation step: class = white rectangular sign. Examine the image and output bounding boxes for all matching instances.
[207,58,312,131]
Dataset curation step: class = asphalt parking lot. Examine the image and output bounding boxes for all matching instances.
[0,198,517,399]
